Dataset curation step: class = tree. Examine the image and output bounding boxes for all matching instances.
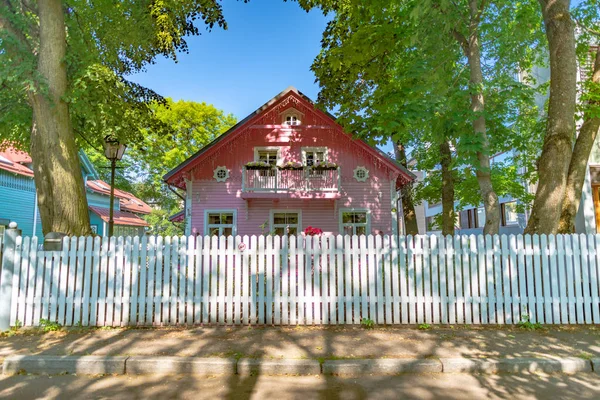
[394,141,419,235]
[524,0,578,234]
[295,0,542,235]
[0,0,232,235]
[119,98,236,235]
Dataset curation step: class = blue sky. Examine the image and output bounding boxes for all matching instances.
[129,0,330,119]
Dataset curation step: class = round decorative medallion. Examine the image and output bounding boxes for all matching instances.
[353,166,369,182]
[213,166,230,182]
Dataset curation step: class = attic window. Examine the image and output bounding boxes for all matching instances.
[284,114,300,126]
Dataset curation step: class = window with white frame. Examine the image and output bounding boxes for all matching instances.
[254,147,279,177]
[340,209,370,235]
[501,201,519,226]
[271,211,301,235]
[205,210,236,236]
[284,114,300,126]
[302,147,327,177]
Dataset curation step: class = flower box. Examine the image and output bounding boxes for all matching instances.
[245,161,273,170]
[311,161,338,171]
[278,161,304,170]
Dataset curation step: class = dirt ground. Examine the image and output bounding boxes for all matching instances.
[1,325,599,360]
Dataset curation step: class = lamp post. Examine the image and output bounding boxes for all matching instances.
[103,135,127,237]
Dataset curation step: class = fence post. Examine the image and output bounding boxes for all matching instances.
[0,222,21,330]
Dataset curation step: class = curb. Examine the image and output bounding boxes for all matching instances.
[323,359,442,376]
[1,355,596,377]
[237,359,321,376]
[2,355,127,375]
[440,357,592,374]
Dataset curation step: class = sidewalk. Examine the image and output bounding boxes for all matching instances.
[1,325,598,360]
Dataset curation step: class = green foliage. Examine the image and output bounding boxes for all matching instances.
[517,314,543,331]
[38,319,62,333]
[294,0,546,218]
[418,323,431,330]
[0,0,239,189]
[360,318,375,329]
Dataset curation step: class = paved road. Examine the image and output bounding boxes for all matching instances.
[0,373,598,400]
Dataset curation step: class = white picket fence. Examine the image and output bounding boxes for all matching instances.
[4,234,600,327]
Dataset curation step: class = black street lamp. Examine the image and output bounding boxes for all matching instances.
[103,135,127,237]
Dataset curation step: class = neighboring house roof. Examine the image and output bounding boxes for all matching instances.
[163,86,415,189]
[86,180,152,215]
[89,206,149,227]
[168,210,185,223]
[0,146,34,177]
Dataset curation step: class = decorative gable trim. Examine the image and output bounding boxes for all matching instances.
[164,87,415,189]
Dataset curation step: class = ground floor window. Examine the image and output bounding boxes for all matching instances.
[205,210,236,236]
[501,201,519,226]
[270,211,301,235]
[340,209,370,235]
[459,207,485,229]
[113,225,143,237]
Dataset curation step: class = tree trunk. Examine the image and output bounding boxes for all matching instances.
[457,0,501,235]
[394,141,419,235]
[439,139,456,236]
[558,48,600,233]
[524,0,577,234]
[28,0,92,236]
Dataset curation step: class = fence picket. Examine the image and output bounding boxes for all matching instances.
[491,235,502,324]
[235,236,244,325]
[289,235,298,325]
[40,249,53,323]
[327,235,336,325]
[571,235,584,324]
[557,235,570,324]
[391,235,401,325]
[548,235,560,325]
[336,235,345,324]
[136,236,146,325]
[532,234,544,324]
[540,235,552,324]
[444,235,456,324]
[145,236,156,325]
[383,235,392,325]
[579,234,592,324]
[24,237,37,326]
[273,236,281,325]
[368,235,377,322]
[592,235,600,324]
[122,236,133,326]
[524,234,535,323]
[81,237,93,326]
[422,235,432,324]
[351,235,360,324]
[227,235,235,325]
[477,235,487,324]
[281,235,290,325]
[298,235,306,325]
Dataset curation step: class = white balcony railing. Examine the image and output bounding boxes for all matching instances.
[242,167,340,193]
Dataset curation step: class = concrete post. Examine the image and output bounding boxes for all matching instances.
[0,222,21,331]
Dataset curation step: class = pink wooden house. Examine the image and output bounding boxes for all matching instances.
[164,87,414,237]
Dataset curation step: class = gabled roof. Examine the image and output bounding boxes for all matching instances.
[86,180,152,214]
[89,206,149,227]
[163,87,415,189]
[0,146,34,177]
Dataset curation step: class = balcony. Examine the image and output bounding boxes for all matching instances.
[241,167,341,199]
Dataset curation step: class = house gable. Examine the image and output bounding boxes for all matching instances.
[164,87,414,190]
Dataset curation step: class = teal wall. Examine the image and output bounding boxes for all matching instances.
[0,171,43,238]
[89,212,106,236]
